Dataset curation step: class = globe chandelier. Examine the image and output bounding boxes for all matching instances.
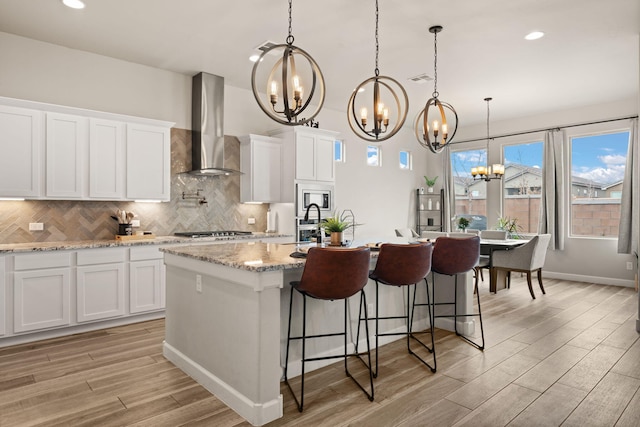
[251,0,325,126]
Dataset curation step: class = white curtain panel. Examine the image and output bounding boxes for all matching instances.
[539,129,566,251]
[443,145,454,232]
[617,118,639,254]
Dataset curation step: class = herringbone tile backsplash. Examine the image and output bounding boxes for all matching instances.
[0,129,269,243]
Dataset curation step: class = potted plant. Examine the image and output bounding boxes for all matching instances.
[321,211,357,246]
[457,216,470,232]
[424,176,438,193]
[496,215,522,238]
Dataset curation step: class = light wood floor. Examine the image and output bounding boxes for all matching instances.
[1,277,639,426]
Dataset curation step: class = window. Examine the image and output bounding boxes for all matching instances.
[570,130,629,238]
[503,141,543,233]
[399,150,412,170]
[334,139,345,162]
[367,145,381,167]
[450,148,487,225]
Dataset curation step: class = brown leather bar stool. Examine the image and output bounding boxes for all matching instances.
[284,247,374,412]
[427,236,483,370]
[357,242,435,376]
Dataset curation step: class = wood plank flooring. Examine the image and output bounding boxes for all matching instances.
[1,277,639,426]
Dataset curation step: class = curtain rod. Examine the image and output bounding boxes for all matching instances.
[451,115,638,145]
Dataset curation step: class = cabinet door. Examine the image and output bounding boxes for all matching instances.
[130,260,164,313]
[77,263,125,322]
[89,119,124,199]
[126,124,170,201]
[14,268,71,333]
[295,133,316,181]
[242,138,282,203]
[46,113,87,198]
[0,105,43,197]
[315,135,335,182]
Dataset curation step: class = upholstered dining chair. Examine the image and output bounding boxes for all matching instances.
[420,231,448,240]
[476,229,509,284]
[284,247,374,411]
[490,234,551,299]
[480,230,508,240]
[395,228,420,238]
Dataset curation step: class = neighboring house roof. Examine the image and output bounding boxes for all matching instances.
[457,163,620,191]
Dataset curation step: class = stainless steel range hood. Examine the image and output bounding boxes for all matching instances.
[189,72,240,176]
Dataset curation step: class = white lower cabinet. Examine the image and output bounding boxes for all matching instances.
[129,246,165,313]
[13,255,72,333]
[77,248,126,323]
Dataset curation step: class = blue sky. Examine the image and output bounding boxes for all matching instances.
[451,130,629,185]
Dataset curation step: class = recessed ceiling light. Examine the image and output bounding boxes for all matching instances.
[62,0,85,9]
[249,54,261,62]
[525,31,544,41]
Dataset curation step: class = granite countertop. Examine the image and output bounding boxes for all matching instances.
[0,232,291,254]
[161,241,379,273]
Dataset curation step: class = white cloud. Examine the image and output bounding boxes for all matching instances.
[599,154,626,166]
[573,164,625,184]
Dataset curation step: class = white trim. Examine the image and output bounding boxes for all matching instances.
[163,341,283,427]
[544,271,634,288]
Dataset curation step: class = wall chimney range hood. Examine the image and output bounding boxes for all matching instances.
[189,72,241,176]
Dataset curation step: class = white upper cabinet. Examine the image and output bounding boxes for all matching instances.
[46,113,87,199]
[314,134,335,182]
[126,124,171,201]
[0,97,173,201]
[89,119,125,199]
[239,134,283,203]
[0,105,43,198]
[274,127,338,185]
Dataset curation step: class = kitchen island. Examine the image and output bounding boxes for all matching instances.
[161,241,476,426]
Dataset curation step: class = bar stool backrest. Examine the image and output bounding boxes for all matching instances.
[432,236,480,276]
[370,243,433,286]
[296,247,371,300]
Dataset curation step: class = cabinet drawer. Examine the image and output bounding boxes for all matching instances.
[130,246,163,261]
[77,248,126,265]
[14,252,71,271]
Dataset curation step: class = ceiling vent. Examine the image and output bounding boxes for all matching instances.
[255,40,280,56]
[408,73,434,84]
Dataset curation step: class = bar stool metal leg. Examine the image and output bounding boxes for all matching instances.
[409,277,436,372]
[286,289,374,412]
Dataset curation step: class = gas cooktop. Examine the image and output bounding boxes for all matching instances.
[174,230,253,238]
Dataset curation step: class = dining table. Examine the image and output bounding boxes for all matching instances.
[480,238,526,293]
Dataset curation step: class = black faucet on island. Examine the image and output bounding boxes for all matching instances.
[304,203,323,244]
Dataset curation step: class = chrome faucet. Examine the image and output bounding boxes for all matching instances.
[304,203,322,244]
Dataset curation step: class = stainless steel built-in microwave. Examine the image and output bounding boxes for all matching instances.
[296,183,334,217]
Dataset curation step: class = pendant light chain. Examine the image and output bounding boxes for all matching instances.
[286,0,294,44]
[374,0,379,76]
[486,98,490,146]
[432,29,438,98]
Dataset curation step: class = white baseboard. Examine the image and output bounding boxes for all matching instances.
[163,341,282,426]
[544,271,635,288]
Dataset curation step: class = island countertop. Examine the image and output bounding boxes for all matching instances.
[160,241,380,273]
[161,241,312,272]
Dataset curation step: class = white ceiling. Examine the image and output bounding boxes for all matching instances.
[0,0,638,126]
